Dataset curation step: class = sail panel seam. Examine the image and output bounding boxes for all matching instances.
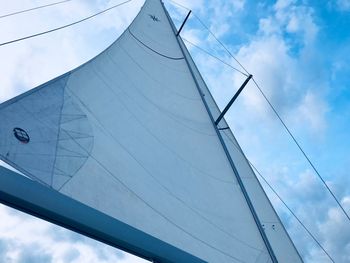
[51,74,71,188]
[63,88,249,263]
[128,28,184,60]
[74,66,267,252]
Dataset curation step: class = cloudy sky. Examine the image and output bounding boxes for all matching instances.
[0,0,349,262]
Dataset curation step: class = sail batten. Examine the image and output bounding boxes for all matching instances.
[0,0,302,262]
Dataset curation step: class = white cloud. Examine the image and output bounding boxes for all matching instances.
[0,1,146,262]
[206,0,246,38]
[169,0,246,39]
[0,0,143,102]
[259,0,319,46]
[0,205,148,263]
[262,165,350,262]
[226,0,328,136]
[259,16,280,35]
[313,196,350,262]
[336,0,350,10]
[274,0,296,10]
[234,35,296,116]
[293,91,329,133]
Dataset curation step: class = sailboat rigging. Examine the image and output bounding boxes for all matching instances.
[1,0,332,262]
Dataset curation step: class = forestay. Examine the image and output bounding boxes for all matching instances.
[0,0,302,262]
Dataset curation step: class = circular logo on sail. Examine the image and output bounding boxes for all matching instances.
[13,127,30,144]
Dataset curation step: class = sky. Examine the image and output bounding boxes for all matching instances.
[0,0,349,262]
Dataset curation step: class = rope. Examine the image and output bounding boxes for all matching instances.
[0,0,133,47]
[0,0,73,19]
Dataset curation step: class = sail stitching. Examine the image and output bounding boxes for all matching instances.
[51,79,67,187]
[89,70,268,251]
[106,51,217,137]
[119,45,200,100]
[64,87,267,259]
[60,95,259,263]
[1,80,93,189]
[128,28,184,60]
[92,60,233,183]
[0,136,93,148]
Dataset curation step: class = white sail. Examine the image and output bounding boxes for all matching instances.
[0,0,302,262]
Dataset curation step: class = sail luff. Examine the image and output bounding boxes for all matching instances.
[160,2,278,262]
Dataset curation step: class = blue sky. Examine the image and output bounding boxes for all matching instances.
[0,0,349,262]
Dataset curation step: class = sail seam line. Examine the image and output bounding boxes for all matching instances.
[106,50,217,137]
[118,44,200,101]
[87,66,267,252]
[63,88,248,263]
[51,76,70,188]
[127,28,184,60]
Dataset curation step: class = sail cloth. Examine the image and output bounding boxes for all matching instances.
[0,0,302,262]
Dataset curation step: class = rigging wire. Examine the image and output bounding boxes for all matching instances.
[182,37,248,76]
[167,0,350,223]
[0,0,73,19]
[168,0,191,11]
[0,0,133,47]
[251,162,335,263]
[167,0,345,258]
[190,13,250,76]
[167,0,249,76]
[0,0,342,259]
[221,131,335,262]
[252,77,350,223]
